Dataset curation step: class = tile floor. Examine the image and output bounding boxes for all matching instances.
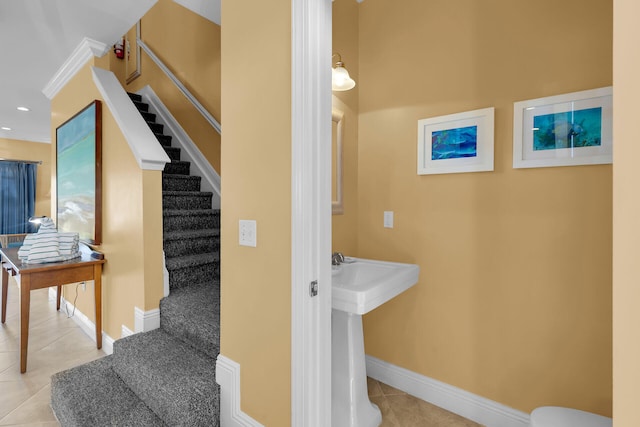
[0,276,106,425]
[1,276,482,426]
[368,377,483,427]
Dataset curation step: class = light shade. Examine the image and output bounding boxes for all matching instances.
[332,61,356,91]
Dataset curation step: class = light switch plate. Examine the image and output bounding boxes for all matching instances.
[384,211,394,228]
[239,220,257,247]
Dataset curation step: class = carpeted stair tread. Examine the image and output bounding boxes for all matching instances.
[163,191,213,210]
[148,122,164,134]
[163,146,181,161]
[164,228,219,241]
[164,160,190,175]
[163,173,201,192]
[163,209,219,232]
[163,228,219,258]
[112,329,219,427]
[142,111,157,123]
[156,134,173,146]
[133,100,149,112]
[160,283,220,359]
[51,356,165,426]
[165,252,219,270]
[128,92,143,102]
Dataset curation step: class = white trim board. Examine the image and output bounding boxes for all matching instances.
[134,307,160,333]
[42,37,109,100]
[365,355,530,427]
[216,355,263,427]
[92,67,171,171]
[47,288,115,355]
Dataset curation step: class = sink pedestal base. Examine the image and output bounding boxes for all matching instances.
[332,309,382,427]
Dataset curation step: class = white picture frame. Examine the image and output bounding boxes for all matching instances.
[513,87,612,169]
[417,107,494,175]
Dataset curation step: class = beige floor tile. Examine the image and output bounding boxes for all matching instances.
[367,377,383,398]
[379,381,407,397]
[0,384,57,425]
[0,279,105,426]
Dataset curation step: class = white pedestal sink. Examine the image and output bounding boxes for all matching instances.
[331,257,419,427]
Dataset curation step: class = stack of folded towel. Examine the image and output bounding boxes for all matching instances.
[17,217,81,264]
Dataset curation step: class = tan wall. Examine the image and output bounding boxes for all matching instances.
[331,0,359,255]
[612,0,640,425]
[124,0,222,174]
[51,58,164,338]
[358,0,612,416]
[221,0,292,424]
[0,138,51,217]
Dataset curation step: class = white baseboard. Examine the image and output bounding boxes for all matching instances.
[216,354,263,427]
[121,324,134,338]
[134,306,160,333]
[365,355,530,427]
[48,288,115,355]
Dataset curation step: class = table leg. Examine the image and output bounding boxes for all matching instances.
[20,274,31,373]
[94,265,102,350]
[1,264,7,324]
[56,285,62,310]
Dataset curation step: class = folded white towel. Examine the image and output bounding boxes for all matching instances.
[17,217,82,263]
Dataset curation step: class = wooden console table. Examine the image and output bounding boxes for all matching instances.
[0,247,105,373]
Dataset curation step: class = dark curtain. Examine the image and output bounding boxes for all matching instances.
[0,161,37,234]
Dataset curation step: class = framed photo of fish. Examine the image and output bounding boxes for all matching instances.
[513,87,612,169]
[55,100,102,245]
[417,107,494,175]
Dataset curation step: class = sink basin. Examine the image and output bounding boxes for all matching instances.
[332,257,419,314]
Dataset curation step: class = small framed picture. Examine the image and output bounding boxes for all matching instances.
[417,107,494,175]
[513,87,612,169]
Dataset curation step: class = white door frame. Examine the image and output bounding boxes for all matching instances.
[291,0,333,425]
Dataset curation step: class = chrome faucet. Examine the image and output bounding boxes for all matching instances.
[332,252,345,266]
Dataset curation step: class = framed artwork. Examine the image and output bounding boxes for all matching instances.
[125,21,141,84]
[56,100,102,245]
[513,87,612,168]
[417,107,494,175]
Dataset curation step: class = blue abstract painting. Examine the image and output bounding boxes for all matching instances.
[431,125,478,160]
[56,101,100,243]
[533,107,602,151]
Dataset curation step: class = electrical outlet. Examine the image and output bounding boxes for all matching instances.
[82,282,86,291]
[239,220,257,247]
[384,211,394,228]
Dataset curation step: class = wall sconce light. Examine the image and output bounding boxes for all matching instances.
[332,53,356,91]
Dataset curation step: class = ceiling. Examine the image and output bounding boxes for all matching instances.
[0,0,158,144]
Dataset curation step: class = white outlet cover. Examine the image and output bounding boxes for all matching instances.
[239,219,257,247]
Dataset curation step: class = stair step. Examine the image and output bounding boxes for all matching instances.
[51,356,165,426]
[164,228,220,258]
[163,209,220,232]
[141,111,157,123]
[164,160,190,175]
[148,122,164,134]
[160,283,220,359]
[133,100,149,112]
[127,92,142,102]
[112,329,219,427]
[164,146,181,161]
[156,134,173,146]
[163,191,213,210]
[163,173,201,192]
[165,252,220,289]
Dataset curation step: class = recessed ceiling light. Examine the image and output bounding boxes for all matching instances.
[1,126,12,131]
[17,106,30,112]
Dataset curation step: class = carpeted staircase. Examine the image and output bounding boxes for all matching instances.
[50,92,221,426]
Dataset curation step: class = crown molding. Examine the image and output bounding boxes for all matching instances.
[42,37,109,100]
